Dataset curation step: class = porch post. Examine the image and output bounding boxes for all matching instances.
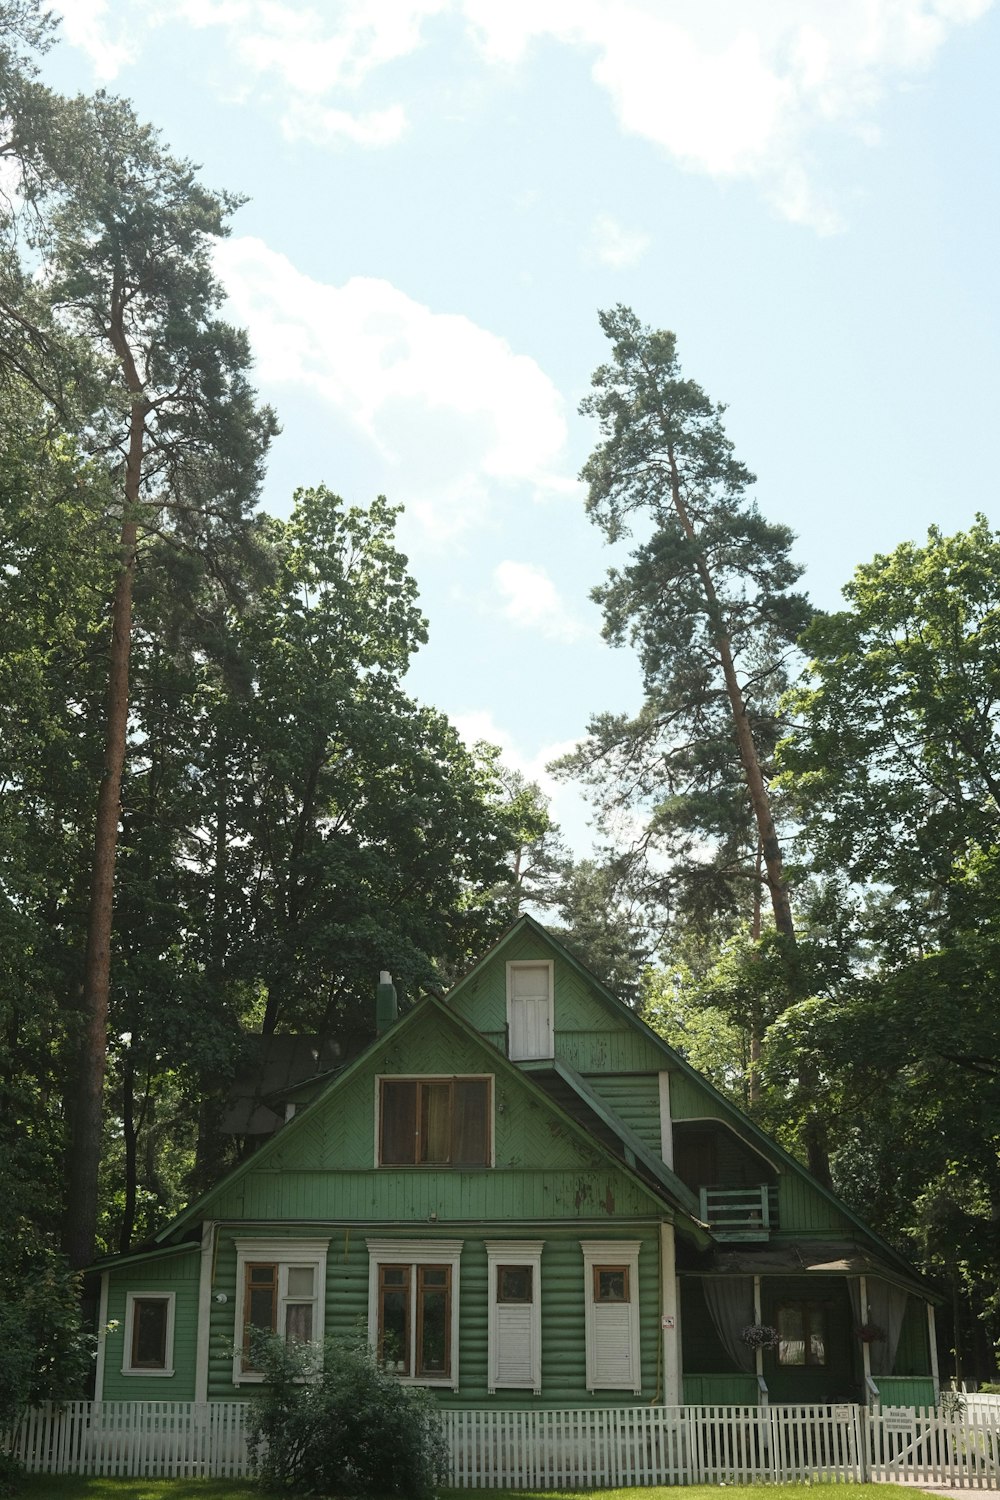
[195,1220,217,1405]
[660,1222,681,1405]
[928,1303,940,1398]
[753,1274,764,1396]
[94,1270,109,1402]
[859,1274,873,1397]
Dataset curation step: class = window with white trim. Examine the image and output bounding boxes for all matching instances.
[581,1240,642,1393]
[367,1239,462,1388]
[232,1238,329,1383]
[506,961,553,1061]
[123,1292,175,1376]
[485,1240,543,1393]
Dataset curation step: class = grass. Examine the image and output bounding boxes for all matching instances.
[12,1481,926,1500]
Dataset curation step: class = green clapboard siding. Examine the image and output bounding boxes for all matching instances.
[585,1073,663,1154]
[102,1248,200,1402]
[208,1224,664,1406]
[669,1071,734,1123]
[683,1373,760,1404]
[876,1376,937,1407]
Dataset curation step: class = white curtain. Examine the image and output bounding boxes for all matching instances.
[851,1277,909,1375]
[702,1277,755,1373]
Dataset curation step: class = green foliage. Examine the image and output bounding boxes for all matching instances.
[246,1335,447,1499]
[559,305,810,939]
[0,1217,90,1497]
[781,516,1000,952]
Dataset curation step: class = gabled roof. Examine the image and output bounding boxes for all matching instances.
[155,983,708,1247]
[452,915,922,1284]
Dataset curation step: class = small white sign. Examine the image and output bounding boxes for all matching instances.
[883,1407,916,1433]
[833,1405,852,1423]
[661,1315,675,1330]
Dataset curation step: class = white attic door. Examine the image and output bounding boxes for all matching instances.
[506,961,553,1061]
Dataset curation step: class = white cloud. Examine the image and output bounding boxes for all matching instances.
[49,0,134,78]
[462,0,997,228]
[450,708,597,854]
[280,100,408,147]
[58,0,996,226]
[589,213,650,269]
[494,561,589,643]
[213,236,571,539]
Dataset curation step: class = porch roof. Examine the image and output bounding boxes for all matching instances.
[679,1239,934,1298]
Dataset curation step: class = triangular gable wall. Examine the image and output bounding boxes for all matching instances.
[161,991,674,1240]
[446,916,920,1277]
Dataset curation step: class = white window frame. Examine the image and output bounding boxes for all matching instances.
[366,1238,463,1389]
[505,960,554,1061]
[581,1240,642,1394]
[485,1240,543,1394]
[232,1237,330,1385]
[122,1290,176,1377]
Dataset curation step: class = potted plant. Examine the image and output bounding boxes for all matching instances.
[740,1323,780,1351]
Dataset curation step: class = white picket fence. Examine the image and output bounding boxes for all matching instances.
[6,1398,1000,1488]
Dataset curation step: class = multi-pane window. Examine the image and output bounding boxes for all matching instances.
[232,1239,329,1383]
[242,1262,317,1367]
[123,1292,174,1375]
[377,1264,451,1377]
[777,1303,827,1366]
[367,1239,463,1388]
[378,1077,491,1166]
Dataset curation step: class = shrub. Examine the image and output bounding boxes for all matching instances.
[246,1334,448,1499]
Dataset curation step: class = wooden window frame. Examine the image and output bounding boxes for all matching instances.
[776,1301,828,1367]
[376,1076,492,1167]
[366,1239,462,1389]
[122,1291,175,1377]
[593,1263,630,1304]
[232,1238,330,1385]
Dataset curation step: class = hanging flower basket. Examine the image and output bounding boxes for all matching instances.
[741,1323,780,1350]
[859,1323,885,1343]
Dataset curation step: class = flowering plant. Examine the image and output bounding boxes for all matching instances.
[859,1323,885,1343]
[740,1323,780,1350]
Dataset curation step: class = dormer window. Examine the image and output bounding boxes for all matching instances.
[506,961,554,1061]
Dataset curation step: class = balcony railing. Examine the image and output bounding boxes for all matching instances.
[699,1184,778,1240]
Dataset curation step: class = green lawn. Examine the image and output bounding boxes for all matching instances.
[12,1480,924,1500]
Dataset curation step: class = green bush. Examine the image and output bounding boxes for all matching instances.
[246,1335,448,1499]
[0,1223,92,1495]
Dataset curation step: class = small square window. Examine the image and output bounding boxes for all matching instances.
[498,1265,533,1303]
[595,1266,630,1303]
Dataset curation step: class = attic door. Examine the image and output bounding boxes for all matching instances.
[506,962,553,1061]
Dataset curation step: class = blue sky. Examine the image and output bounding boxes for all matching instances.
[46,1,1000,854]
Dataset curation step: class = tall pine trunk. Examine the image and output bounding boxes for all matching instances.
[64,353,147,1269]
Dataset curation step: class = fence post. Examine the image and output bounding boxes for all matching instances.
[858,1402,872,1482]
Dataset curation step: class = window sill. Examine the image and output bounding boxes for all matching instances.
[122,1367,175,1378]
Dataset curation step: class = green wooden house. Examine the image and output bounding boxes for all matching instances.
[93,916,938,1410]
